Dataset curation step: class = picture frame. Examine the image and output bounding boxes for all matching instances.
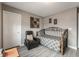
[49,18,52,23]
[30,16,40,28]
[54,18,57,25]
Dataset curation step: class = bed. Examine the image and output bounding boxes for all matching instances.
[37,27,68,55]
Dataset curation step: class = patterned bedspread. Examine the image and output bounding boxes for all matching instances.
[37,35,61,51]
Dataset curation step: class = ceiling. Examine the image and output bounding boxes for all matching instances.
[3,2,79,17]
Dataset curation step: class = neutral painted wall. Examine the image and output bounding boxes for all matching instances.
[2,4,43,45]
[0,3,1,48]
[43,8,77,49]
[21,13,43,44]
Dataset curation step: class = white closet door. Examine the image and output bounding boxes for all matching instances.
[3,11,21,49]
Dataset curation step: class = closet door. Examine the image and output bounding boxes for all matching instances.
[3,11,21,49]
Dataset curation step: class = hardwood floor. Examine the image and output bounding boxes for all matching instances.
[19,45,79,57]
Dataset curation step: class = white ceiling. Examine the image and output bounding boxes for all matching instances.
[4,2,79,17]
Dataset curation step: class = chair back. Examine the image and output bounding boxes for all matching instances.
[25,31,33,35]
[25,31,34,39]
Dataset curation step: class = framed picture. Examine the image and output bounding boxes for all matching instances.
[54,18,57,25]
[49,18,52,23]
[30,17,40,28]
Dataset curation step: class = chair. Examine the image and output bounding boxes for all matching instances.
[24,31,40,50]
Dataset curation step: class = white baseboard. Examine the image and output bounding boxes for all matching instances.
[68,45,77,50]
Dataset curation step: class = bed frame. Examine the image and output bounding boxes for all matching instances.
[38,27,68,55]
[60,29,68,55]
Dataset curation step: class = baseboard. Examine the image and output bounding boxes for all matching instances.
[68,45,77,50]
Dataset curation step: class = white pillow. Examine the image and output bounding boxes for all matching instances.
[27,35,33,40]
[45,31,62,37]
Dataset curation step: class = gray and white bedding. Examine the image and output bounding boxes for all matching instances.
[37,35,61,51]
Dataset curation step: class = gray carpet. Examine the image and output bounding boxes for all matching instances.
[19,45,79,57]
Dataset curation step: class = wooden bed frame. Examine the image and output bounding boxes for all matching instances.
[60,29,68,55]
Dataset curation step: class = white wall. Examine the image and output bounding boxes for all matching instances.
[43,8,77,49]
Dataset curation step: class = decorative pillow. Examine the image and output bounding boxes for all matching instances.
[27,35,33,41]
[45,30,62,37]
[38,29,45,36]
